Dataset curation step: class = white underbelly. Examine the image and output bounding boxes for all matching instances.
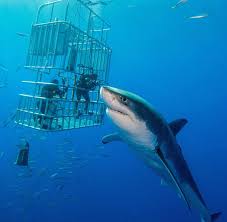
[122,129,157,150]
[120,131,176,187]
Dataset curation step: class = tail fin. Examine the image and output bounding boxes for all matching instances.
[211,212,222,222]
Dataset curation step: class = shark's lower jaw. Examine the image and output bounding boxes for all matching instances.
[106,108,129,125]
[106,106,132,128]
[106,107,128,117]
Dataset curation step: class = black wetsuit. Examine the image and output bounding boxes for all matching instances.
[39,84,64,115]
[37,84,67,129]
[16,141,29,166]
[75,75,98,114]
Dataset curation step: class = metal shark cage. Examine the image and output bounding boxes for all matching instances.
[15,0,112,131]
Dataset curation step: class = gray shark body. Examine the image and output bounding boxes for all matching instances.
[100,86,221,222]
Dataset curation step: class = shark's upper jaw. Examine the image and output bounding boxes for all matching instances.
[100,86,130,118]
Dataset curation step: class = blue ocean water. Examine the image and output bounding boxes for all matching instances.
[0,0,227,222]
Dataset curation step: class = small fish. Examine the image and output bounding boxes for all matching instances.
[17,172,32,178]
[29,160,36,164]
[56,184,64,191]
[6,202,14,208]
[100,153,110,158]
[86,0,111,6]
[188,14,208,19]
[63,138,73,142]
[127,4,137,8]
[16,32,29,38]
[16,65,22,72]
[58,167,72,170]
[39,168,47,176]
[0,83,7,88]
[17,173,25,177]
[0,64,8,72]
[66,162,74,165]
[40,136,47,141]
[71,156,81,160]
[97,145,105,149]
[42,188,49,192]
[33,191,42,199]
[50,173,59,178]
[0,152,4,159]
[171,0,188,9]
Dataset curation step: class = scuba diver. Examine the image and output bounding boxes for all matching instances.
[37,78,68,129]
[74,72,99,116]
[15,139,30,166]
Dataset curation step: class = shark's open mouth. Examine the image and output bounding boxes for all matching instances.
[107,107,128,117]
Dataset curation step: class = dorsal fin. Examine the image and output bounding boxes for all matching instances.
[169,118,188,136]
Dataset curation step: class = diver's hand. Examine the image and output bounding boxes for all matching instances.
[62,78,66,86]
[97,80,104,86]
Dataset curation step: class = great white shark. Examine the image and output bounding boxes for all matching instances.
[100,86,221,222]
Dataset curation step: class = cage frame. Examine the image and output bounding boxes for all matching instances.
[15,0,112,132]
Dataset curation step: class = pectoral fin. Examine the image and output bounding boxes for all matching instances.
[156,147,191,211]
[102,133,122,144]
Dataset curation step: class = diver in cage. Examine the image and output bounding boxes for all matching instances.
[74,72,100,117]
[37,78,68,129]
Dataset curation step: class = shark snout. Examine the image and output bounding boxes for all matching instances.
[100,86,116,108]
[100,86,108,99]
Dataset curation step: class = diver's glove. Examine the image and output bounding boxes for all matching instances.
[62,78,66,86]
[62,78,69,94]
[97,80,104,86]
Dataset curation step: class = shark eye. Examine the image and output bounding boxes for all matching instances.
[119,96,128,105]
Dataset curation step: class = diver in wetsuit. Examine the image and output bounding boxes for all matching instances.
[37,79,68,129]
[15,139,30,166]
[74,73,99,116]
